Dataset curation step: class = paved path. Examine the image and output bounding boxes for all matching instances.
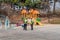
[0,24,60,40]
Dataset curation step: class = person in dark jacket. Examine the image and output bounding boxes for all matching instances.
[30,18,34,30]
[23,18,27,30]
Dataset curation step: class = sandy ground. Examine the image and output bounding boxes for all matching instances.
[0,24,60,40]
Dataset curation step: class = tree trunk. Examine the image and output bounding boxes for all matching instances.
[46,0,50,23]
[53,0,56,14]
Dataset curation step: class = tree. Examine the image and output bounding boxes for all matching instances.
[53,0,57,14]
[24,0,32,7]
[24,0,42,8]
[20,0,26,3]
[11,0,19,4]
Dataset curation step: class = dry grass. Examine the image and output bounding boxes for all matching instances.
[41,17,60,24]
[50,18,60,24]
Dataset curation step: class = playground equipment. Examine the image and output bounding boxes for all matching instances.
[32,18,43,26]
[20,9,40,18]
[16,8,43,26]
[20,8,43,25]
[21,9,28,18]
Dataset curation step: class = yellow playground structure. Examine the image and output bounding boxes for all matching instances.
[20,9,39,18]
[20,8,43,26]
